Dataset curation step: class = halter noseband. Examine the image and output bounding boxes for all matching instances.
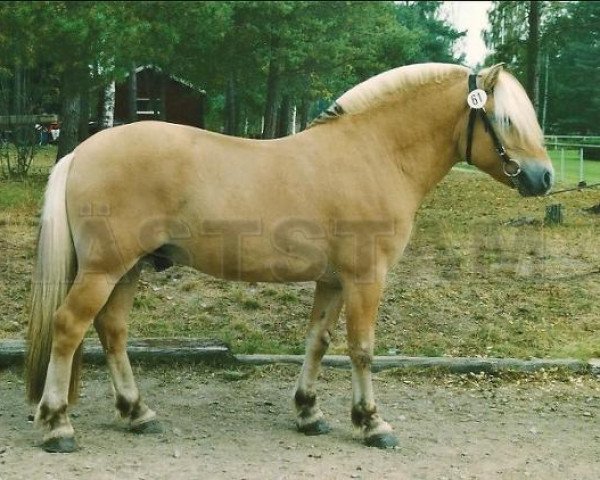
[465,74,521,178]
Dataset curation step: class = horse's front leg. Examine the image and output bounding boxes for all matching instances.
[343,278,398,449]
[294,281,344,435]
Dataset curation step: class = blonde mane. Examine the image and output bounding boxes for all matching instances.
[310,63,467,127]
[310,63,544,149]
[493,70,543,146]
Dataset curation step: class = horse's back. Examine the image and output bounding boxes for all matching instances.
[68,121,264,207]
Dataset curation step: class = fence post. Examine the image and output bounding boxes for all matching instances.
[579,148,584,184]
[560,148,565,182]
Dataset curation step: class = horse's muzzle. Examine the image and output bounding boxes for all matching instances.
[515,161,554,197]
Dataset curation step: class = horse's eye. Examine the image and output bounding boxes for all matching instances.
[493,115,512,128]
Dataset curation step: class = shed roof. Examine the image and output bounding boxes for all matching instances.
[129,65,206,95]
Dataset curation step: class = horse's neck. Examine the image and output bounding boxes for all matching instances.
[334,80,466,206]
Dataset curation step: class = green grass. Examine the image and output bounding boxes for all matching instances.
[0,180,43,211]
[547,148,600,185]
[0,145,55,212]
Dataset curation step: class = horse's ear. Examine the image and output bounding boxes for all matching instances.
[481,63,505,91]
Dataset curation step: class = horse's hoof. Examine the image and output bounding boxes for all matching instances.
[42,436,78,453]
[364,432,399,449]
[297,418,332,436]
[131,419,164,434]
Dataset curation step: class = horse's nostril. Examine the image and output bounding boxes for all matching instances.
[543,170,552,189]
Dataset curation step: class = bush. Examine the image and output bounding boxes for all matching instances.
[0,125,38,178]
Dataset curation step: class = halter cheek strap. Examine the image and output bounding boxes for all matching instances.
[465,74,521,178]
[465,75,478,165]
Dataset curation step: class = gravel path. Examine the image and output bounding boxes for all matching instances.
[1,365,598,480]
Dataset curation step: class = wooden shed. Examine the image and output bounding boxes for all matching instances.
[114,66,206,128]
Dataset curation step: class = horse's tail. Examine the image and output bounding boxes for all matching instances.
[26,152,80,404]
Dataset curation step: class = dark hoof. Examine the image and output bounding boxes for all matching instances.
[297,418,332,436]
[130,419,164,434]
[42,436,77,453]
[365,432,399,449]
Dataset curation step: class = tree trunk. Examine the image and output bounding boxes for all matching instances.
[101,80,116,129]
[198,93,205,129]
[526,0,541,114]
[262,55,279,139]
[299,98,310,131]
[541,52,549,132]
[545,203,563,225]
[12,64,25,116]
[78,89,90,142]
[289,104,297,135]
[224,74,237,136]
[56,69,83,161]
[127,65,138,123]
[275,95,291,138]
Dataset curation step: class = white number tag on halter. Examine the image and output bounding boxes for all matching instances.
[467,89,487,109]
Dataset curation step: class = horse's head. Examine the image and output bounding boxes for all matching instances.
[460,63,554,197]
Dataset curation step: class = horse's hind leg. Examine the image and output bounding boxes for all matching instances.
[35,272,117,453]
[94,265,161,434]
[294,281,343,435]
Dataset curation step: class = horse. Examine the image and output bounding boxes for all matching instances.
[26,63,553,453]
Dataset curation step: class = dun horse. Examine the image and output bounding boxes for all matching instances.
[26,63,553,452]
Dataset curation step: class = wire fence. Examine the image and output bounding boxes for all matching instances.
[544,135,600,186]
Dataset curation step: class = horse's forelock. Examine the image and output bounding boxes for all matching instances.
[493,71,544,146]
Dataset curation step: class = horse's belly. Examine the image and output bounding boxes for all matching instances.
[174,234,331,283]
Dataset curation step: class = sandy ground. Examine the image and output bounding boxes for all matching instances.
[0,365,598,480]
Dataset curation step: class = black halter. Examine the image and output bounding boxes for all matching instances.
[465,74,521,177]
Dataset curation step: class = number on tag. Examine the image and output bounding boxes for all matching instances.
[467,89,487,109]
